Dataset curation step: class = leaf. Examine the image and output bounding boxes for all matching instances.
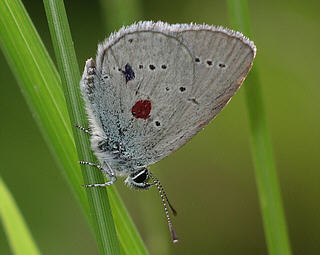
[227,1,292,255]
[0,178,42,255]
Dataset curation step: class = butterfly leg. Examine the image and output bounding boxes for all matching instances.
[79,161,117,187]
[82,176,117,188]
[79,161,103,170]
[74,124,92,135]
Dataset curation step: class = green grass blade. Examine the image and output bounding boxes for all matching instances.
[227,1,292,255]
[42,1,120,254]
[43,0,149,254]
[108,188,150,255]
[0,0,89,214]
[0,0,148,254]
[0,178,41,255]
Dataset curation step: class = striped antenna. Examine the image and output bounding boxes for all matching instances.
[149,172,178,243]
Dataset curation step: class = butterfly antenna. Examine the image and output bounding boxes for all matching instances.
[149,173,178,243]
[160,183,177,216]
[149,173,177,216]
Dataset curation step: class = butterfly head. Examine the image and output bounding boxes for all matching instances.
[125,168,152,189]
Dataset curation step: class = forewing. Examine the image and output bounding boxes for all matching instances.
[86,21,256,166]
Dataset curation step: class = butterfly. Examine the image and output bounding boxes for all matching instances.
[76,21,256,243]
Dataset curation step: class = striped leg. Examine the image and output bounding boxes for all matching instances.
[79,161,117,187]
[82,176,117,188]
[79,161,103,170]
[74,124,92,135]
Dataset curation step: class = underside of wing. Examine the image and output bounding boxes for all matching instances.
[84,21,256,166]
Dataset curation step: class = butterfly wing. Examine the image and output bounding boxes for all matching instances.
[82,21,256,167]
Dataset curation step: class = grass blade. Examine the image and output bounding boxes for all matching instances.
[0,0,88,212]
[42,0,120,254]
[0,178,41,255]
[0,0,148,254]
[227,1,292,255]
[43,0,148,254]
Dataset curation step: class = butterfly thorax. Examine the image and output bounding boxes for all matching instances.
[90,133,145,176]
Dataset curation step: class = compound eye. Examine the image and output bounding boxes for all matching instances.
[131,169,148,184]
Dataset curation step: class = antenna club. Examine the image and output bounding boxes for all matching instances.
[170,227,179,243]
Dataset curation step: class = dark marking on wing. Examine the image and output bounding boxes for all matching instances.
[122,63,135,83]
[188,98,199,105]
[131,100,151,119]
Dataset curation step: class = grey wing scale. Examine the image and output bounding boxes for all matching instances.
[81,21,256,167]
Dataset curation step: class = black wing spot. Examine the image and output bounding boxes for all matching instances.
[122,63,135,83]
[219,63,226,68]
[165,87,170,91]
[161,64,167,69]
[179,87,186,92]
[139,64,143,69]
[128,39,133,43]
[155,121,161,127]
[206,60,213,66]
[195,57,200,63]
[149,64,155,70]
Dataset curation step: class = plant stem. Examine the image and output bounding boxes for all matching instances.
[0,178,42,255]
[0,0,88,213]
[227,1,292,255]
[42,1,121,254]
[0,0,148,253]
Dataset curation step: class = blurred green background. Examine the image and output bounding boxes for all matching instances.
[1,0,319,254]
